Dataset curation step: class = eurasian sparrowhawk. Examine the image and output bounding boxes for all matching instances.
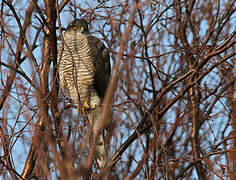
[57,19,111,167]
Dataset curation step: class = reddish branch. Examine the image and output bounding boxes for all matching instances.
[229,80,236,179]
[21,0,61,178]
[0,0,37,110]
[108,31,235,169]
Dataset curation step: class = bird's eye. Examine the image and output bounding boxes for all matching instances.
[79,26,84,32]
[73,26,78,31]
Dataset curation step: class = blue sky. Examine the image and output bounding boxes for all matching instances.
[0,0,235,179]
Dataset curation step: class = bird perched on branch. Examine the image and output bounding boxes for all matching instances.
[57,19,111,167]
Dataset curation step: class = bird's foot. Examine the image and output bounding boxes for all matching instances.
[83,97,90,110]
[77,97,90,114]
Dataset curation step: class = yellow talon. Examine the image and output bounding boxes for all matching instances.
[77,97,90,114]
[77,105,86,114]
[83,97,90,110]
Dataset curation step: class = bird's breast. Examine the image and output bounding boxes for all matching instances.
[58,33,97,103]
[63,34,95,84]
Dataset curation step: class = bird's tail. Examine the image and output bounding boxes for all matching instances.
[88,106,107,168]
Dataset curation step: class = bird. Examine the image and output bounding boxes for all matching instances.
[57,19,111,168]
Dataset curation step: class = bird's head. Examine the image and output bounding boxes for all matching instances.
[66,19,89,34]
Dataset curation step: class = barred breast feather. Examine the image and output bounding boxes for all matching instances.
[58,30,95,105]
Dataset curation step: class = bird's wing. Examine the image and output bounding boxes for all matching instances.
[87,35,111,99]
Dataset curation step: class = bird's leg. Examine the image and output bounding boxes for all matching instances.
[77,103,85,114]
